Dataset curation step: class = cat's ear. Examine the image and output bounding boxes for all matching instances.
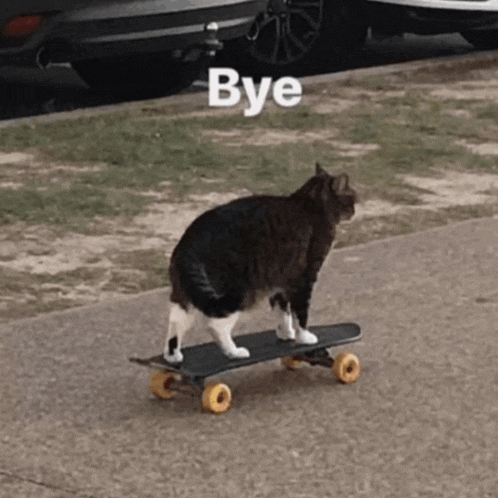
[332,173,349,194]
[315,163,327,177]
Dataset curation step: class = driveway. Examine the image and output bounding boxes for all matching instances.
[1,217,497,497]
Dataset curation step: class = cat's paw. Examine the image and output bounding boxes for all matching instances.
[163,348,183,364]
[276,323,296,341]
[296,330,318,345]
[224,346,250,360]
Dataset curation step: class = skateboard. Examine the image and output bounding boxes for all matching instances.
[130,322,361,415]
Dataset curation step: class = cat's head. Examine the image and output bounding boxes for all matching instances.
[293,163,356,223]
[318,164,356,221]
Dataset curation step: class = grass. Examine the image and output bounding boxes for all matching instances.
[1,86,497,219]
[0,184,147,226]
[0,86,498,226]
[1,64,498,321]
[1,89,497,214]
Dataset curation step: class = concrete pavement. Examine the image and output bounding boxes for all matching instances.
[1,217,497,497]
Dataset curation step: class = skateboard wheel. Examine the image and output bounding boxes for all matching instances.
[281,356,302,370]
[333,352,361,384]
[150,371,175,400]
[202,382,232,415]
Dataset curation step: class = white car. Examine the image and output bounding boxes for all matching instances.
[221,0,498,75]
[369,0,498,50]
[0,0,267,95]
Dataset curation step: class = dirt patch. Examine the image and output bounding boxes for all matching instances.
[202,128,339,146]
[443,109,473,119]
[0,150,105,190]
[202,128,379,157]
[456,140,498,156]
[329,141,380,158]
[133,191,247,241]
[401,172,498,209]
[430,79,498,100]
[0,181,24,189]
[0,152,33,165]
[354,171,498,219]
[354,199,402,219]
[307,97,358,114]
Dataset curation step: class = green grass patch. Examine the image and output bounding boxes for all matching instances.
[1,75,498,231]
[476,102,498,124]
[0,184,147,226]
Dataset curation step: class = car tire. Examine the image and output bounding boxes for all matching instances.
[219,0,368,76]
[461,30,498,50]
[72,51,204,97]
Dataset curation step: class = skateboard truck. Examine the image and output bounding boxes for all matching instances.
[293,347,335,368]
[130,356,206,391]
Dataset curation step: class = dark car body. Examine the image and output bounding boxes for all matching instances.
[0,0,266,67]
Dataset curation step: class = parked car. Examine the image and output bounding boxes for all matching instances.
[221,0,498,76]
[369,0,498,50]
[0,0,267,95]
[219,0,368,75]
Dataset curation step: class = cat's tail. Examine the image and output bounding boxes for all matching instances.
[172,256,243,318]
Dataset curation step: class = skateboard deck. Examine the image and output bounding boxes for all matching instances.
[130,323,361,414]
[130,323,360,382]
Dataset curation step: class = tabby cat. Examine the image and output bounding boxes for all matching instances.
[164,163,356,363]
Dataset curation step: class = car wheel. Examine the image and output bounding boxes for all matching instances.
[72,51,204,98]
[461,30,498,50]
[220,0,368,76]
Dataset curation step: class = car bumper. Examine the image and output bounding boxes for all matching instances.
[0,0,266,66]
[369,0,498,34]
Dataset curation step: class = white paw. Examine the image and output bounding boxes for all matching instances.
[296,330,318,345]
[276,324,296,341]
[163,348,183,364]
[224,346,250,360]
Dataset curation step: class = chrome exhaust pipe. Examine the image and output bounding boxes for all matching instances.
[36,47,50,69]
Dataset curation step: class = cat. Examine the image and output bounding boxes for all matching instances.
[163,163,356,363]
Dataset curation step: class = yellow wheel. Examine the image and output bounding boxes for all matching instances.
[281,356,303,370]
[150,371,175,399]
[333,352,361,384]
[202,382,232,415]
